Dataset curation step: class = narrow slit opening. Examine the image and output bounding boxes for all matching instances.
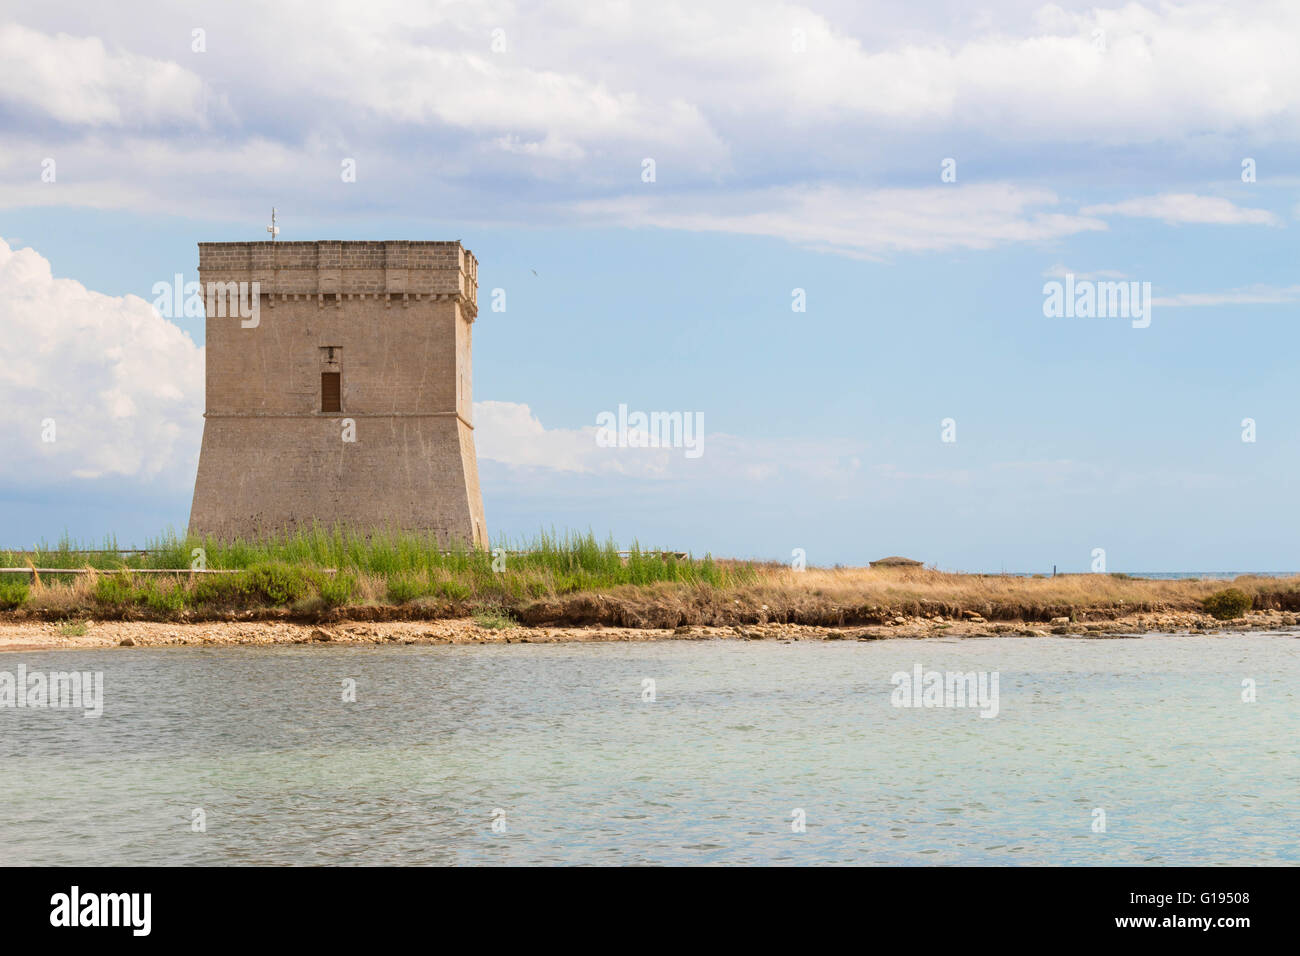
[321,371,341,412]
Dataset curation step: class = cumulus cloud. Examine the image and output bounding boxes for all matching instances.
[0,134,313,216]
[0,23,212,127]
[474,400,615,473]
[0,240,203,484]
[473,400,863,486]
[1080,194,1282,226]
[474,401,692,477]
[4,2,1300,246]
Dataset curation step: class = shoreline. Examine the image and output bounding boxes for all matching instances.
[3,608,1297,652]
[8,563,1298,636]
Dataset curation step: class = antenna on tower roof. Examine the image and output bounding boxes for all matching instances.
[266,207,279,241]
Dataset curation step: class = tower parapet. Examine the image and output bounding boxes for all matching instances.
[197,240,478,314]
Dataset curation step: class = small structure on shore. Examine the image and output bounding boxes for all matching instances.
[870,556,924,569]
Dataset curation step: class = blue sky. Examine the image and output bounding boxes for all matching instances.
[2,1,1299,570]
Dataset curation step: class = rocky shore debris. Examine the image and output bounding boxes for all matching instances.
[0,606,1296,651]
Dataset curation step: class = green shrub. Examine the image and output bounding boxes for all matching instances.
[318,573,357,608]
[436,580,472,601]
[190,572,253,606]
[0,579,29,609]
[245,563,311,605]
[93,574,137,606]
[59,620,88,637]
[143,581,185,613]
[1202,588,1252,620]
[386,575,424,604]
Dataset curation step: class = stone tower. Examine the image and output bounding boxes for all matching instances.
[188,240,487,547]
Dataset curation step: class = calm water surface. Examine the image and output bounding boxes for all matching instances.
[1,635,1296,865]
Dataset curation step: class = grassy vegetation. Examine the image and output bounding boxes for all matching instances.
[3,529,1296,628]
[0,528,749,621]
[0,579,28,609]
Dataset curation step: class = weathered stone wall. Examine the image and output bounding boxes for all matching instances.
[188,240,487,546]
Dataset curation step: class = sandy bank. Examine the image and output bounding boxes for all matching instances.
[3,608,1297,652]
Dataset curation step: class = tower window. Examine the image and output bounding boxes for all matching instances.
[321,371,341,412]
[320,346,342,412]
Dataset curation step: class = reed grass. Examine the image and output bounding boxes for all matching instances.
[0,526,749,616]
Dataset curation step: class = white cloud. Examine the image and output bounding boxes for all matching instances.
[474,401,688,477]
[474,400,615,473]
[344,52,727,167]
[520,0,1300,144]
[4,2,1300,243]
[0,23,213,127]
[1153,284,1300,307]
[580,183,1106,257]
[0,240,203,483]
[1080,194,1282,226]
[1043,263,1129,280]
[0,134,316,216]
[473,400,863,486]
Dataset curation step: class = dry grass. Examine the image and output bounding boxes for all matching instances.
[511,567,1300,628]
[768,567,1256,607]
[4,557,1296,628]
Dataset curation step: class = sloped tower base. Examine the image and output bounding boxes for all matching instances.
[190,415,485,546]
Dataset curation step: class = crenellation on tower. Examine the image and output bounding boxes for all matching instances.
[196,239,477,309]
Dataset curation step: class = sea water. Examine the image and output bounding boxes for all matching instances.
[0,635,1295,865]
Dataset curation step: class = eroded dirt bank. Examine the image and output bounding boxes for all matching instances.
[3,608,1297,652]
